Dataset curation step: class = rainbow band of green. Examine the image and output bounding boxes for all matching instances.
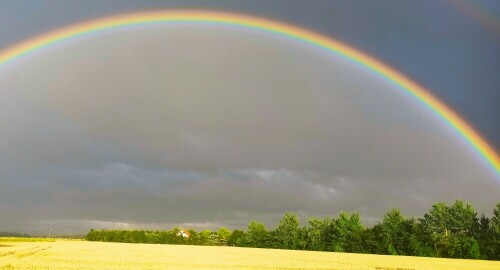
[0,10,498,178]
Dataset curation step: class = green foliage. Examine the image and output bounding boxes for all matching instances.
[228,230,245,246]
[492,203,500,234]
[381,209,418,255]
[306,217,329,251]
[478,203,500,260]
[476,214,495,259]
[244,221,270,248]
[84,200,499,260]
[296,226,309,250]
[217,227,231,242]
[447,235,481,259]
[329,212,364,252]
[0,232,30,237]
[273,213,301,249]
[419,200,481,258]
[358,224,385,254]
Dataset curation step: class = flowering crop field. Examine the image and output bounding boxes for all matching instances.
[0,239,499,270]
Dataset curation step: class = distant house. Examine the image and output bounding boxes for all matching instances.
[176,228,190,238]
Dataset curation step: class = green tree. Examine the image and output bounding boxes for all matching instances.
[274,213,301,249]
[146,231,160,244]
[217,227,231,240]
[409,222,435,257]
[420,200,480,258]
[359,224,385,254]
[447,234,481,259]
[487,203,500,260]
[244,221,270,248]
[85,229,96,241]
[492,203,500,234]
[228,230,245,246]
[381,209,416,255]
[329,212,364,252]
[296,226,309,250]
[199,230,213,245]
[307,217,329,251]
[476,214,494,259]
[82,201,499,259]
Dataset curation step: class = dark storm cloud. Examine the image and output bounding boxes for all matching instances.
[0,26,497,234]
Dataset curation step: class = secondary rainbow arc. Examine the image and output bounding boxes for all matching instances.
[0,10,498,178]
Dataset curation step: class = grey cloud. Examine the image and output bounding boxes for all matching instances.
[0,26,497,234]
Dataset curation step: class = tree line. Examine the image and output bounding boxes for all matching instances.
[0,232,30,237]
[85,200,499,260]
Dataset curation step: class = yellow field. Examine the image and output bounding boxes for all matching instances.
[0,240,499,270]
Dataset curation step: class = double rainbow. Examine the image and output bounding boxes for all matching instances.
[0,10,498,178]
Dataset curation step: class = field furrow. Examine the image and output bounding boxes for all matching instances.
[15,246,52,258]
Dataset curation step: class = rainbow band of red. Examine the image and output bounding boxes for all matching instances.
[0,10,498,178]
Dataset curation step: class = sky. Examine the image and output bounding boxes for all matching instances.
[0,0,498,235]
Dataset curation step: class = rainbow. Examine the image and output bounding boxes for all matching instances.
[0,10,498,178]
[448,0,500,36]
